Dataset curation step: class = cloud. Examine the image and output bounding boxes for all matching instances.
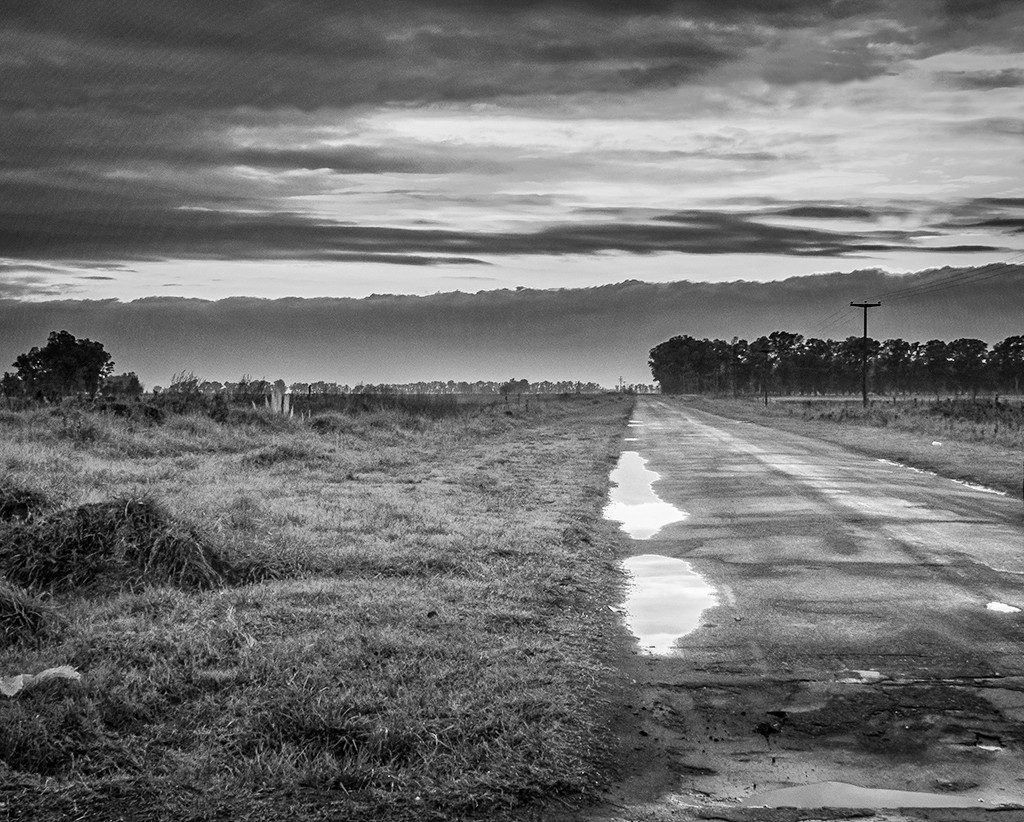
[0,274,67,299]
[947,220,1024,235]
[0,4,749,114]
[774,205,878,220]
[931,197,1024,236]
[6,187,1014,262]
[938,0,1020,21]
[1,0,1021,281]
[0,200,932,261]
[938,68,1024,90]
[971,198,1024,209]
[10,0,986,118]
[956,118,1024,136]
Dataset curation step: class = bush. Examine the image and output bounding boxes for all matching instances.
[0,497,227,593]
[93,399,166,424]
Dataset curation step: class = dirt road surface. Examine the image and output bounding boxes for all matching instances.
[585,396,1024,822]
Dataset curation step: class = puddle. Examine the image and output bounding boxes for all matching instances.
[604,451,687,540]
[604,454,715,654]
[987,602,1021,613]
[742,781,990,808]
[620,554,718,655]
[836,669,885,683]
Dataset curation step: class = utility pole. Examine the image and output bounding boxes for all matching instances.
[850,301,881,408]
[752,342,771,406]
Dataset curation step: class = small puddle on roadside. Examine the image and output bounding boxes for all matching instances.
[604,452,688,540]
[620,555,718,654]
[742,781,991,809]
[604,451,717,654]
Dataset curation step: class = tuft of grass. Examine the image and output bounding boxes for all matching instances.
[243,441,325,468]
[0,578,54,644]
[0,497,227,593]
[0,687,124,777]
[0,482,50,522]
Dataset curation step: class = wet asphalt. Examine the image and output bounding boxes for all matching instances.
[591,395,1024,821]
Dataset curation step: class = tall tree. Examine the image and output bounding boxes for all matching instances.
[793,338,832,396]
[992,335,1024,395]
[767,331,804,395]
[4,330,113,400]
[877,338,913,396]
[947,338,989,400]
[920,339,950,400]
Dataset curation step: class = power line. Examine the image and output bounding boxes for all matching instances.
[803,255,1024,340]
[870,254,1024,303]
[809,306,857,339]
[807,306,852,336]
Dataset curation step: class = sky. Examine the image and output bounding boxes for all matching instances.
[2,0,1024,303]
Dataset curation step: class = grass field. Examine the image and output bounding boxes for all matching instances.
[0,395,636,821]
[685,395,1024,498]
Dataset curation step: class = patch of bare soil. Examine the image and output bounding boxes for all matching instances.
[565,640,1024,822]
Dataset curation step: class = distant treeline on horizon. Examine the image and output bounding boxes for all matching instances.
[650,332,1024,398]
[152,376,657,397]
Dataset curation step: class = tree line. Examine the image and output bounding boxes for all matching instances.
[649,332,1024,399]
[1,331,615,405]
[160,377,611,397]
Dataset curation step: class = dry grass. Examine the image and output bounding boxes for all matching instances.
[0,579,54,645]
[0,497,228,593]
[0,395,635,821]
[0,481,50,522]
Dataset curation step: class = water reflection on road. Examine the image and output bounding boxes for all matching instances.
[604,451,686,540]
[742,781,991,809]
[605,449,717,654]
[621,555,718,654]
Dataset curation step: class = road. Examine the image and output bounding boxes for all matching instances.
[591,396,1024,821]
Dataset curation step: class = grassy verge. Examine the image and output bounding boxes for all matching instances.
[680,395,1024,498]
[0,396,636,821]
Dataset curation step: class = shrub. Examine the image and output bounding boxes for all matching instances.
[53,408,105,445]
[0,497,227,593]
[225,407,295,430]
[308,412,356,435]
